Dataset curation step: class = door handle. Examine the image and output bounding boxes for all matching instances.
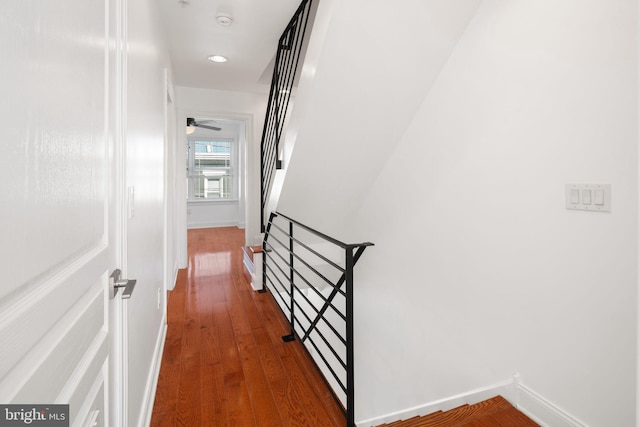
[109,269,137,300]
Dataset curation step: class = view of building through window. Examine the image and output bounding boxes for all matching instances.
[187,139,233,200]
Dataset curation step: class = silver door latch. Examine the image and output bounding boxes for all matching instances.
[109,269,137,300]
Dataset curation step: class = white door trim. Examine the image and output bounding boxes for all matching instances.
[109,0,129,424]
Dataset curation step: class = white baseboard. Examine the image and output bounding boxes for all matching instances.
[137,321,167,427]
[514,375,587,427]
[356,375,587,427]
[187,220,241,229]
[167,264,179,291]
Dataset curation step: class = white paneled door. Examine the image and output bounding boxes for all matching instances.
[0,0,132,426]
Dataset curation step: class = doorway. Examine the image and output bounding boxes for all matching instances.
[177,113,255,269]
[185,118,246,229]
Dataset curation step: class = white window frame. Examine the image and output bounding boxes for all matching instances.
[186,137,238,202]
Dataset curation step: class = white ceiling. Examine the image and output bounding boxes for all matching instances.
[158,0,303,94]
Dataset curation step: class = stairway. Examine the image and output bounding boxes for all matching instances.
[377,396,538,427]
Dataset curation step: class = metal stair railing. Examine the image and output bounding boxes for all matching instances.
[260,0,314,231]
[262,211,374,427]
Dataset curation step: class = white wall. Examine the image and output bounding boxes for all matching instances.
[276,0,638,425]
[125,0,173,425]
[187,201,240,228]
[276,0,482,237]
[165,73,179,291]
[176,86,267,249]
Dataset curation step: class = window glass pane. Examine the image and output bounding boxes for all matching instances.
[187,139,234,200]
[194,141,231,170]
[189,173,231,199]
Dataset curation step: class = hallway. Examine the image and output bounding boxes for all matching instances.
[150,227,344,426]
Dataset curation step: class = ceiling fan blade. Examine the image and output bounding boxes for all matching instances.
[195,123,221,131]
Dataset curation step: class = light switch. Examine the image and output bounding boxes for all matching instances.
[566,184,611,212]
[570,189,580,204]
[594,190,605,206]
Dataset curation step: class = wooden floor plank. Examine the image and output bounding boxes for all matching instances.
[167,270,187,324]
[235,332,283,427]
[180,317,202,364]
[201,363,228,426]
[150,411,175,427]
[212,303,244,386]
[200,325,222,365]
[285,339,347,424]
[279,350,345,427]
[151,362,180,415]
[175,360,202,426]
[224,380,256,427]
[160,322,183,365]
[253,328,309,427]
[234,275,265,331]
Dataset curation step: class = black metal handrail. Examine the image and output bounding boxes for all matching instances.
[260,0,314,231]
[262,211,373,427]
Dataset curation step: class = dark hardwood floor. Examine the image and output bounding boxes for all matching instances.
[150,227,345,426]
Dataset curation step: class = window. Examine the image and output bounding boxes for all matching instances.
[187,138,236,200]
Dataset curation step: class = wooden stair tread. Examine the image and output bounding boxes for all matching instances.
[381,413,441,427]
[461,406,539,427]
[378,396,538,427]
[242,245,263,263]
[392,410,447,427]
[430,396,512,426]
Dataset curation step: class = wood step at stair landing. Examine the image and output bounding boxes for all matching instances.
[378,396,539,427]
[242,245,263,285]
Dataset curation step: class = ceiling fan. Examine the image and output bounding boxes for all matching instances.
[186,117,221,133]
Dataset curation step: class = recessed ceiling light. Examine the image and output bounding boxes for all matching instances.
[216,13,233,26]
[208,55,228,63]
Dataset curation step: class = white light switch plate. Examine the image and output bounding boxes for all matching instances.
[565,184,611,212]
